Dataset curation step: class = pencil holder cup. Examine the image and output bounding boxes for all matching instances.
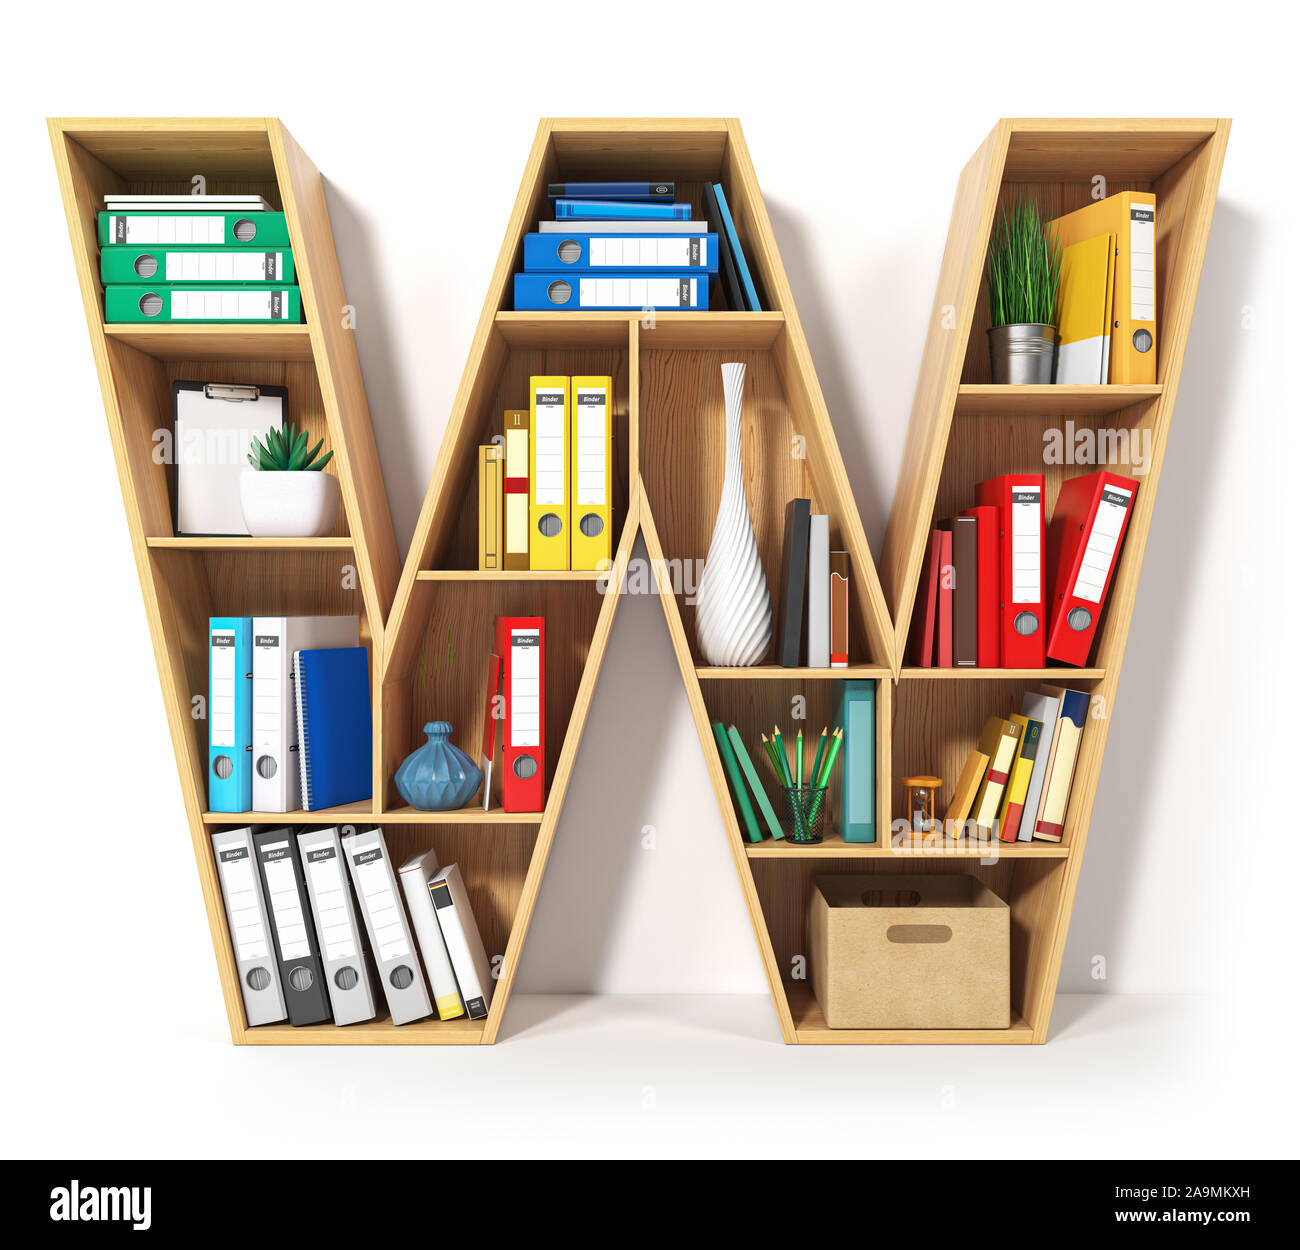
[780,785,827,844]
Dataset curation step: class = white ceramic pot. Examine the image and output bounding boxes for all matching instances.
[239,470,341,537]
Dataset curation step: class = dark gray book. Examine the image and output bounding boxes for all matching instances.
[941,515,979,667]
[776,498,812,667]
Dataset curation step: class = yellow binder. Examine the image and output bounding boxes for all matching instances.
[529,377,570,569]
[1054,234,1113,384]
[1050,191,1157,384]
[996,712,1035,835]
[971,715,1021,836]
[477,445,503,571]
[569,375,613,570]
[503,410,530,570]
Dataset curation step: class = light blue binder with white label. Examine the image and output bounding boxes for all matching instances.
[209,617,252,812]
[837,680,876,843]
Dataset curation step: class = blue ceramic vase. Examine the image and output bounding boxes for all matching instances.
[395,721,483,811]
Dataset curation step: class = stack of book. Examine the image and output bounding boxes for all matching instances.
[774,498,850,668]
[910,470,1138,669]
[512,180,761,312]
[99,194,302,323]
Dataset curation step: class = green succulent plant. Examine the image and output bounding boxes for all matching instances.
[247,421,334,472]
[985,196,1062,328]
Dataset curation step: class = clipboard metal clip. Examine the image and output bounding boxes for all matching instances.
[204,383,261,403]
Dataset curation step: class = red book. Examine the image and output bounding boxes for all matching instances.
[908,530,942,667]
[964,504,1000,667]
[1045,471,1139,666]
[936,530,953,668]
[975,474,1046,668]
[493,616,545,812]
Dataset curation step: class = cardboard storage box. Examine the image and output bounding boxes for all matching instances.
[808,874,1010,1029]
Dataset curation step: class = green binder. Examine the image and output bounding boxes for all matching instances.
[726,725,783,840]
[100,244,295,286]
[105,284,303,324]
[837,680,876,842]
[711,723,761,843]
[97,211,291,247]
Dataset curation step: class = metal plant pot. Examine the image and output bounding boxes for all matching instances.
[987,323,1057,384]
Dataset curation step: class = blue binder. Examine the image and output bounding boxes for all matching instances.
[209,617,252,812]
[294,647,372,811]
[554,199,691,221]
[547,181,674,202]
[523,233,718,273]
[514,272,710,311]
[703,182,762,312]
[837,680,876,843]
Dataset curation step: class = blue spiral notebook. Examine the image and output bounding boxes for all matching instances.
[293,647,372,811]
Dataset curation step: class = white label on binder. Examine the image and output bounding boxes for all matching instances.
[588,236,698,267]
[578,276,696,307]
[355,855,410,961]
[510,628,541,748]
[575,390,607,506]
[261,843,310,959]
[115,214,226,244]
[1073,485,1132,603]
[1130,205,1156,322]
[211,629,236,748]
[1011,487,1042,602]
[217,846,269,961]
[534,389,566,506]
[306,850,357,962]
[166,250,280,282]
[170,290,286,320]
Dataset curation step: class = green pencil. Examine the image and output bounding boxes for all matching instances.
[771,725,794,788]
[809,728,827,791]
[808,728,844,823]
[795,729,804,789]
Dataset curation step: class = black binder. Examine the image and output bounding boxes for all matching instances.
[776,498,812,668]
[252,827,332,1026]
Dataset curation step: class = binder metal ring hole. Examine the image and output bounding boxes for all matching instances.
[213,754,234,780]
[288,966,314,992]
[334,966,359,991]
[1013,611,1039,637]
[579,513,604,538]
[256,755,277,779]
[558,240,581,264]
[138,292,163,318]
[246,966,272,991]
[537,513,563,538]
[546,279,572,305]
[1067,607,1092,631]
[390,965,414,990]
[1133,328,1153,353]
[232,218,257,243]
[133,253,158,278]
[513,754,538,780]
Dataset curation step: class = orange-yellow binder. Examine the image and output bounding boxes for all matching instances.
[1050,191,1156,384]
[529,376,570,570]
[1054,233,1114,384]
[477,444,503,571]
[569,375,613,570]
[971,715,1021,837]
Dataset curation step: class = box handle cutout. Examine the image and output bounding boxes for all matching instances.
[886,925,952,944]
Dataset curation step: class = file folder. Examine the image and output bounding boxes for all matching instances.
[554,199,691,220]
[942,514,978,667]
[523,233,717,273]
[495,616,545,813]
[538,219,705,235]
[936,528,953,668]
[704,181,761,311]
[1050,192,1157,384]
[964,505,1000,667]
[909,529,942,667]
[341,827,433,1024]
[547,181,675,202]
[478,445,503,571]
[211,827,287,1027]
[251,828,332,1026]
[106,284,302,323]
[252,617,359,813]
[1054,233,1114,384]
[98,210,291,247]
[807,514,830,667]
[101,244,294,286]
[397,850,466,1021]
[503,410,530,570]
[1033,687,1089,842]
[209,617,252,812]
[838,680,876,843]
[830,551,849,668]
[1017,689,1062,842]
[976,474,1046,668]
[429,864,495,1020]
[997,713,1041,843]
[971,716,1022,838]
[297,826,379,1026]
[569,376,613,570]
[529,377,570,570]
[513,273,708,311]
[1045,470,1139,667]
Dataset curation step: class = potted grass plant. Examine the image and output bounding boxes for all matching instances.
[239,421,341,537]
[985,197,1062,384]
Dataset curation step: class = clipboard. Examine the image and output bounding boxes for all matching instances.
[171,380,287,536]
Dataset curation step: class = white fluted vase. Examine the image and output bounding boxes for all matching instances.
[695,362,773,666]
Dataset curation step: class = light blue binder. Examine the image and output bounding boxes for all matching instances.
[523,232,718,273]
[209,617,252,812]
[837,680,876,843]
[554,199,691,220]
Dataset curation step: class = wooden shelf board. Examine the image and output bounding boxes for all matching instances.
[417,569,604,582]
[746,832,1069,858]
[954,384,1162,416]
[898,666,1105,681]
[243,1014,485,1045]
[696,664,889,681]
[202,802,376,825]
[147,536,352,550]
[786,983,1033,1044]
[104,322,314,361]
[381,805,545,825]
[494,310,784,350]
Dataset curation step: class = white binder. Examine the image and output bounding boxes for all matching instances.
[251,616,359,812]
[428,864,494,1020]
[297,827,378,1025]
[341,827,432,1025]
[211,827,287,1027]
[398,850,467,1022]
[806,514,830,667]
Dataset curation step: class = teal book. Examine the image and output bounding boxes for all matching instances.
[726,726,783,840]
[100,244,295,286]
[837,680,876,842]
[711,722,761,843]
[98,210,291,247]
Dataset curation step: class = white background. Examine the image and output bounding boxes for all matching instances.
[1,0,1295,1158]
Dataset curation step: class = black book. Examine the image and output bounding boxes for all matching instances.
[776,499,812,667]
[701,180,745,312]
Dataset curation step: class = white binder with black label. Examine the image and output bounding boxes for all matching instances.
[211,827,287,1027]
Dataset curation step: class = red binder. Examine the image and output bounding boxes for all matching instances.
[964,504,1000,667]
[1045,471,1139,666]
[908,529,942,667]
[936,530,953,668]
[494,615,545,812]
[975,474,1046,668]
